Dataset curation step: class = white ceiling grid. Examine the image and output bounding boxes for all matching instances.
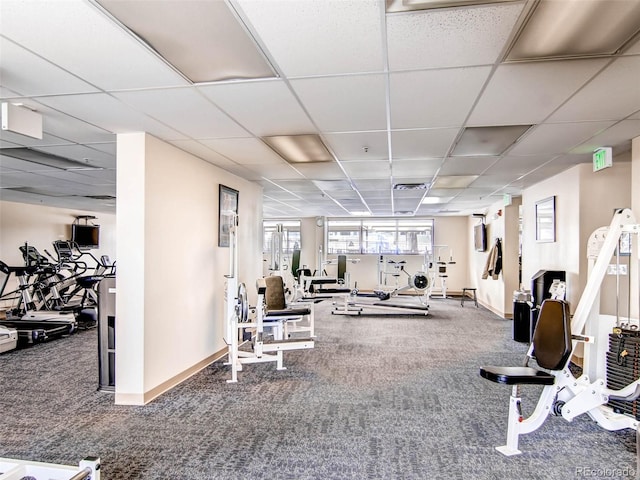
[0,0,639,217]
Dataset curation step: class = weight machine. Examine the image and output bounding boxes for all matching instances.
[480,208,640,455]
[333,255,431,316]
[224,218,314,383]
[0,456,100,480]
[428,246,455,299]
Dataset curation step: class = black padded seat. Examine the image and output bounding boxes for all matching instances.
[266,307,311,317]
[480,299,571,386]
[310,278,339,285]
[480,366,555,385]
[315,287,351,294]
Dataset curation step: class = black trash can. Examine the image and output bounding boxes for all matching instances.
[513,290,532,342]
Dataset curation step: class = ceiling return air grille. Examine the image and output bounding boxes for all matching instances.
[393,183,429,190]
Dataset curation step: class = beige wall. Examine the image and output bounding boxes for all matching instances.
[468,196,522,317]
[116,133,263,405]
[522,158,632,314]
[0,200,116,267]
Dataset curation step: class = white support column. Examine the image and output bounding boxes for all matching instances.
[115,133,147,405]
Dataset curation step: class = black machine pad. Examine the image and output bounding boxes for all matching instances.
[480,366,555,385]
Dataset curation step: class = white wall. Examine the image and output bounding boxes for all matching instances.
[522,166,582,309]
[469,196,521,317]
[0,200,116,266]
[116,133,262,405]
[522,159,631,313]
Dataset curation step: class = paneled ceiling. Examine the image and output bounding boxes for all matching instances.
[1,0,639,218]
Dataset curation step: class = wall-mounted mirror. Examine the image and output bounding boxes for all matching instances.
[535,196,555,242]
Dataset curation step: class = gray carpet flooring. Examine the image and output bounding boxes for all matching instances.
[0,297,636,479]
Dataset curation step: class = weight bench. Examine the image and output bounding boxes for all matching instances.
[264,276,315,338]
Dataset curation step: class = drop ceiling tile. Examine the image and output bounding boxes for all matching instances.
[37,93,186,139]
[433,175,478,188]
[549,56,640,122]
[469,174,519,189]
[391,159,441,177]
[428,188,464,197]
[570,119,640,154]
[198,80,315,137]
[393,198,420,211]
[387,3,523,70]
[390,67,492,129]
[36,145,115,169]
[482,155,551,176]
[293,162,347,180]
[354,179,391,191]
[237,0,384,76]
[0,38,100,97]
[113,88,249,139]
[551,153,594,168]
[42,110,115,145]
[439,156,497,175]
[342,160,390,179]
[62,168,117,183]
[469,59,609,125]
[169,140,237,168]
[456,187,496,198]
[324,131,389,161]
[264,191,305,201]
[0,0,188,90]
[0,130,74,148]
[33,169,113,186]
[391,128,458,158]
[1,96,114,144]
[0,155,60,172]
[268,180,316,193]
[87,142,117,156]
[244,163,305,180]
[199,138,285,165]
[290,75,387,132]
[509,121,614,155]
[393,189,425,200]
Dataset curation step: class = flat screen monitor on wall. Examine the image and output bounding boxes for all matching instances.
[474,223,487,252]
[72,224,100,249]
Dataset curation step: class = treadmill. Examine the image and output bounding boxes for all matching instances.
[0,260,77,346]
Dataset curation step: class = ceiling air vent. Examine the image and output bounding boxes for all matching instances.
[393,183,429,190]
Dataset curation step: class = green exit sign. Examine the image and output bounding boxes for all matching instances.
[593,147,612,172]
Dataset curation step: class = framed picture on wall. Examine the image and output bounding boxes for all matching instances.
[535,196,555,242]
[218,184,239,247]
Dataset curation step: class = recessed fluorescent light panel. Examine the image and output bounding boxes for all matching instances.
[506,0,640,61]
[386,0,517,13]
[422,196,451,204]
[432,175,478,188]
[96,0,276,83]
[264,135,333,164]
[452,125,531,156]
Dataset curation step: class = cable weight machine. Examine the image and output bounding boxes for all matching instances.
[224,217,314,383]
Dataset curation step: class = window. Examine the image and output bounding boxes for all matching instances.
[327,218,434,255]
[263,220,301,254]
